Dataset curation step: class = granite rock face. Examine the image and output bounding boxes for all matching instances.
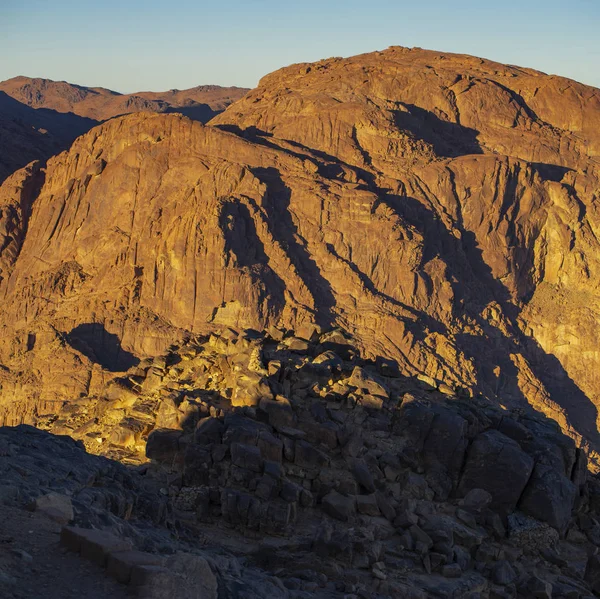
[0,47,600,466]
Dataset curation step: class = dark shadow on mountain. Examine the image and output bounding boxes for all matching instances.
[165,103,221,123]
[0,91,97,141]
[250,167,337,327]
[214,124,363,182]
[216,124,273,139]
[0,91,98,183]
[215,120,599,448]
[67,323,139,372]
[219,198,287,323]
[393,104,483,157]
[531,162,573,183]
[381,191,599,446]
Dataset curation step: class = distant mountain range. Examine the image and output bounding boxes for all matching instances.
[0,76,249,182]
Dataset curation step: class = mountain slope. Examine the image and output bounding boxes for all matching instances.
[0,77,249,184]
[0,91,95,182]
[0,47,599,464]
[0,76,249,121]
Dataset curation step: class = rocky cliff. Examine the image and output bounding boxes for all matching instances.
[0,46,599,467]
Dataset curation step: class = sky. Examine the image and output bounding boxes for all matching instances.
[1,0,599,93]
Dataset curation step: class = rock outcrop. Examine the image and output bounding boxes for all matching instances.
[1,46,600,463]
[3,327,600,598]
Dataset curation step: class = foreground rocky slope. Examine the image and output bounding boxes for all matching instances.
[3,326,600,598]
[0,76,248,183]
[1,45,600,461]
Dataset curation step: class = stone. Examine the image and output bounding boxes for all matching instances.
[460,488,492,511]
[356,494,381,516]
[164,553,218,598]
[442,563,462,578]
[285,337,310,352]
[508,512,560,552]
[422,406,468,482]
[376,492,396,521]
[523,574,553,599]
[294,440,329,469]
[183,445,212,486]
[350,459,376,493]
[280,481,303,503]
[107,550,164,584]
[230,442,263,473]
[395,509,419,529]
[409,525,434,550]
[130,565,177,591]
[146,429,183,463]
[33,492,73,524]
[259,396,295,429]
[322,490,356,521]
[348,367,389,399]
[61,527,133,567]
[519,462,577,532]
[255,475,277,500]
[195,417,224,444]
[257,430,283,463]
[491,561,517,586]
[458,430,534,513]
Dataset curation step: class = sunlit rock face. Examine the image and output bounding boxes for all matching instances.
[1,46,600,462]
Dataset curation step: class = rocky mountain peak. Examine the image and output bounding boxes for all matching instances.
[1,46,600,598]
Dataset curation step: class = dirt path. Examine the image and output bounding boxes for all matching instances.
[0,506,129,599]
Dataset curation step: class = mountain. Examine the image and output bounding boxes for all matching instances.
[2,46,600,598]
[0,76,249,183]
[0,76,249,121]
[0,46,599,464]
[0,91,96,182]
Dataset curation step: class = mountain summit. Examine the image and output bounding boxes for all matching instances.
[0,46,599,462]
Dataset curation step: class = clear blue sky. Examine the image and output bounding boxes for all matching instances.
[2,0,599,92]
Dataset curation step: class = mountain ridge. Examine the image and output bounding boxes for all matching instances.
[0,45,599,466]
[0,75,249,120]
[0,76,250,184]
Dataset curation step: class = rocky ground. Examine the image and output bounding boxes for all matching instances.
[0,325,597,597]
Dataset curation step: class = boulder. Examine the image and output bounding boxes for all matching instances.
[518,462,577,533]
[145,429,183,463]
[357,494,381,516]
[33,492,74,524]
[230,442,263,473]
[458,430,534,513]
[321,490,356,521]
[350,458,376,493]
[348,366,389,399]
[294,440,329,469]
[259,396,295,429]
[107,550,164,584]
[195,417,224,444]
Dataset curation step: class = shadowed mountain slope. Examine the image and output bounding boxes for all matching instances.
[0,77,249,183]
